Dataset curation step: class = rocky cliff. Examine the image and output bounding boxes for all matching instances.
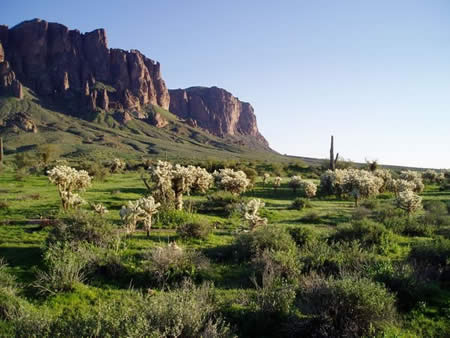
[0,19,169,112]
[169,86,268,146]
[0,19,270,149]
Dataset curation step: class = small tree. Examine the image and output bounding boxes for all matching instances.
[344,169,383,207]
[47,165,92,210]
[395,189,422,215]
[262,173,270,187]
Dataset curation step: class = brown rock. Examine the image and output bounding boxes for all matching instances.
[2,18,170,114]
[12,79,23,99]
[97,88,109,110]
[4,112,37,132]
[0,41,4,63]
[169,86,268,146]
[148,111,168,128]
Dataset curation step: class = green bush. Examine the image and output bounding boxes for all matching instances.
[409,238,450,282]
[402,219,435,237]
[155,209,197,229]
[361,199,380,210]
[332,219,394,252]
[290,197,311,211]
[177,220,212,240]
[295,274,397,337]
[352,206,372,220]
[33,243,95,295]
[47,211,120,249]
[301,210,321,223]
[234,226,297,261]
[288,227,316,248]
[144,243,209,287]
[200,191,241,215]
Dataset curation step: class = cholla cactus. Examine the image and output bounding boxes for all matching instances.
[110,158,126,173]
[422,170,445,184]
[47,165,92,210]
[120,200,144,235]
[150,161,212,210]
[400,170,424,193]
[188,165,213,193]
[214,168,250,195]
[92,203,108,216]
[298,180,317,198]
[395,190,422,215]
[120,196,160,236]
[273,176,282,191]
[344,169,383,207]
[239,198,267,230]
[319,169,347,197]
[138,196,161,236]
[373,169,392,193]
[289,176,303,193]
[390,179,416,196]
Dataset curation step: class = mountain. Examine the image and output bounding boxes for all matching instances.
[169,86,269,147]
[0,19,272,160]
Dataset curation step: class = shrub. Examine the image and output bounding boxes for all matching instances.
[402,219,435,237]
[408,238,450,281]
[288,227,315,248]
[291,197,311,210]
[47,210,120,249]
[301,210,321,223]
[361,198,380,210]
[352,206,372,220]
[234,226,297,261]
[332,219,394,252]
[33,243,95,295]
[155,209,197,229]
[177,220,212,240]
[144,243,209,287]
[296,274,397,337]
[201,191,241,215]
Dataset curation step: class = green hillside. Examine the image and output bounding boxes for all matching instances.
[0,89,284,163]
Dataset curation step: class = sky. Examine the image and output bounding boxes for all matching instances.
[2,1,450,168]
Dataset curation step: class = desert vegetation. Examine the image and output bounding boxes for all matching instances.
[0,155,449,337]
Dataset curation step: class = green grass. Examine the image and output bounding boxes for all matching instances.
[0,167,449,336]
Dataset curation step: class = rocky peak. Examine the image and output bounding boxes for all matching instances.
[0,18,170,113]
[169,86,268,147]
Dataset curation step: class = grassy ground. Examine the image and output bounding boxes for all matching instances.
[0,167,449,336]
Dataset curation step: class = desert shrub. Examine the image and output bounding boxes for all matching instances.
[290,197,311,210]
[288,227,316,248]
[301,210,321,223]
[155,209,197,229]
[234,226,297,261]
[295,274,397,337]
[332,219,394,252]
[252,248,301,284]
[33,243,95,295]
[408,238,450,281]
[374,204,405,223]
[300,240,376,276]
[252,260,296,316]
[241,167,258,184]
[47,210,120,249]
[402,219,435,237]
[361,198,380,210]
[352,206,372,220]
[201,191,241,215]
[177,220,212,240]
[144,243,209,287]
[80,161,109,181]
[90,250,127,280]
[18,281,231,337]
[421,200,450,227]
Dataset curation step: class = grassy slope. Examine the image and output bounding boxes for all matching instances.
[0,91,285,162]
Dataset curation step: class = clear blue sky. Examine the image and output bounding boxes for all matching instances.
[2,1,450,168]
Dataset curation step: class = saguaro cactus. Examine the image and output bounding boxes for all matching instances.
[330,135,339,171]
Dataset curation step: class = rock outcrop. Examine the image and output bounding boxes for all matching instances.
[2,112,38,133]
[0,19,169,112]
[169,86,268,146]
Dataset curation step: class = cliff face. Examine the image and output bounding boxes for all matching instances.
[169,86,268,146]
[0,19,169,112]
